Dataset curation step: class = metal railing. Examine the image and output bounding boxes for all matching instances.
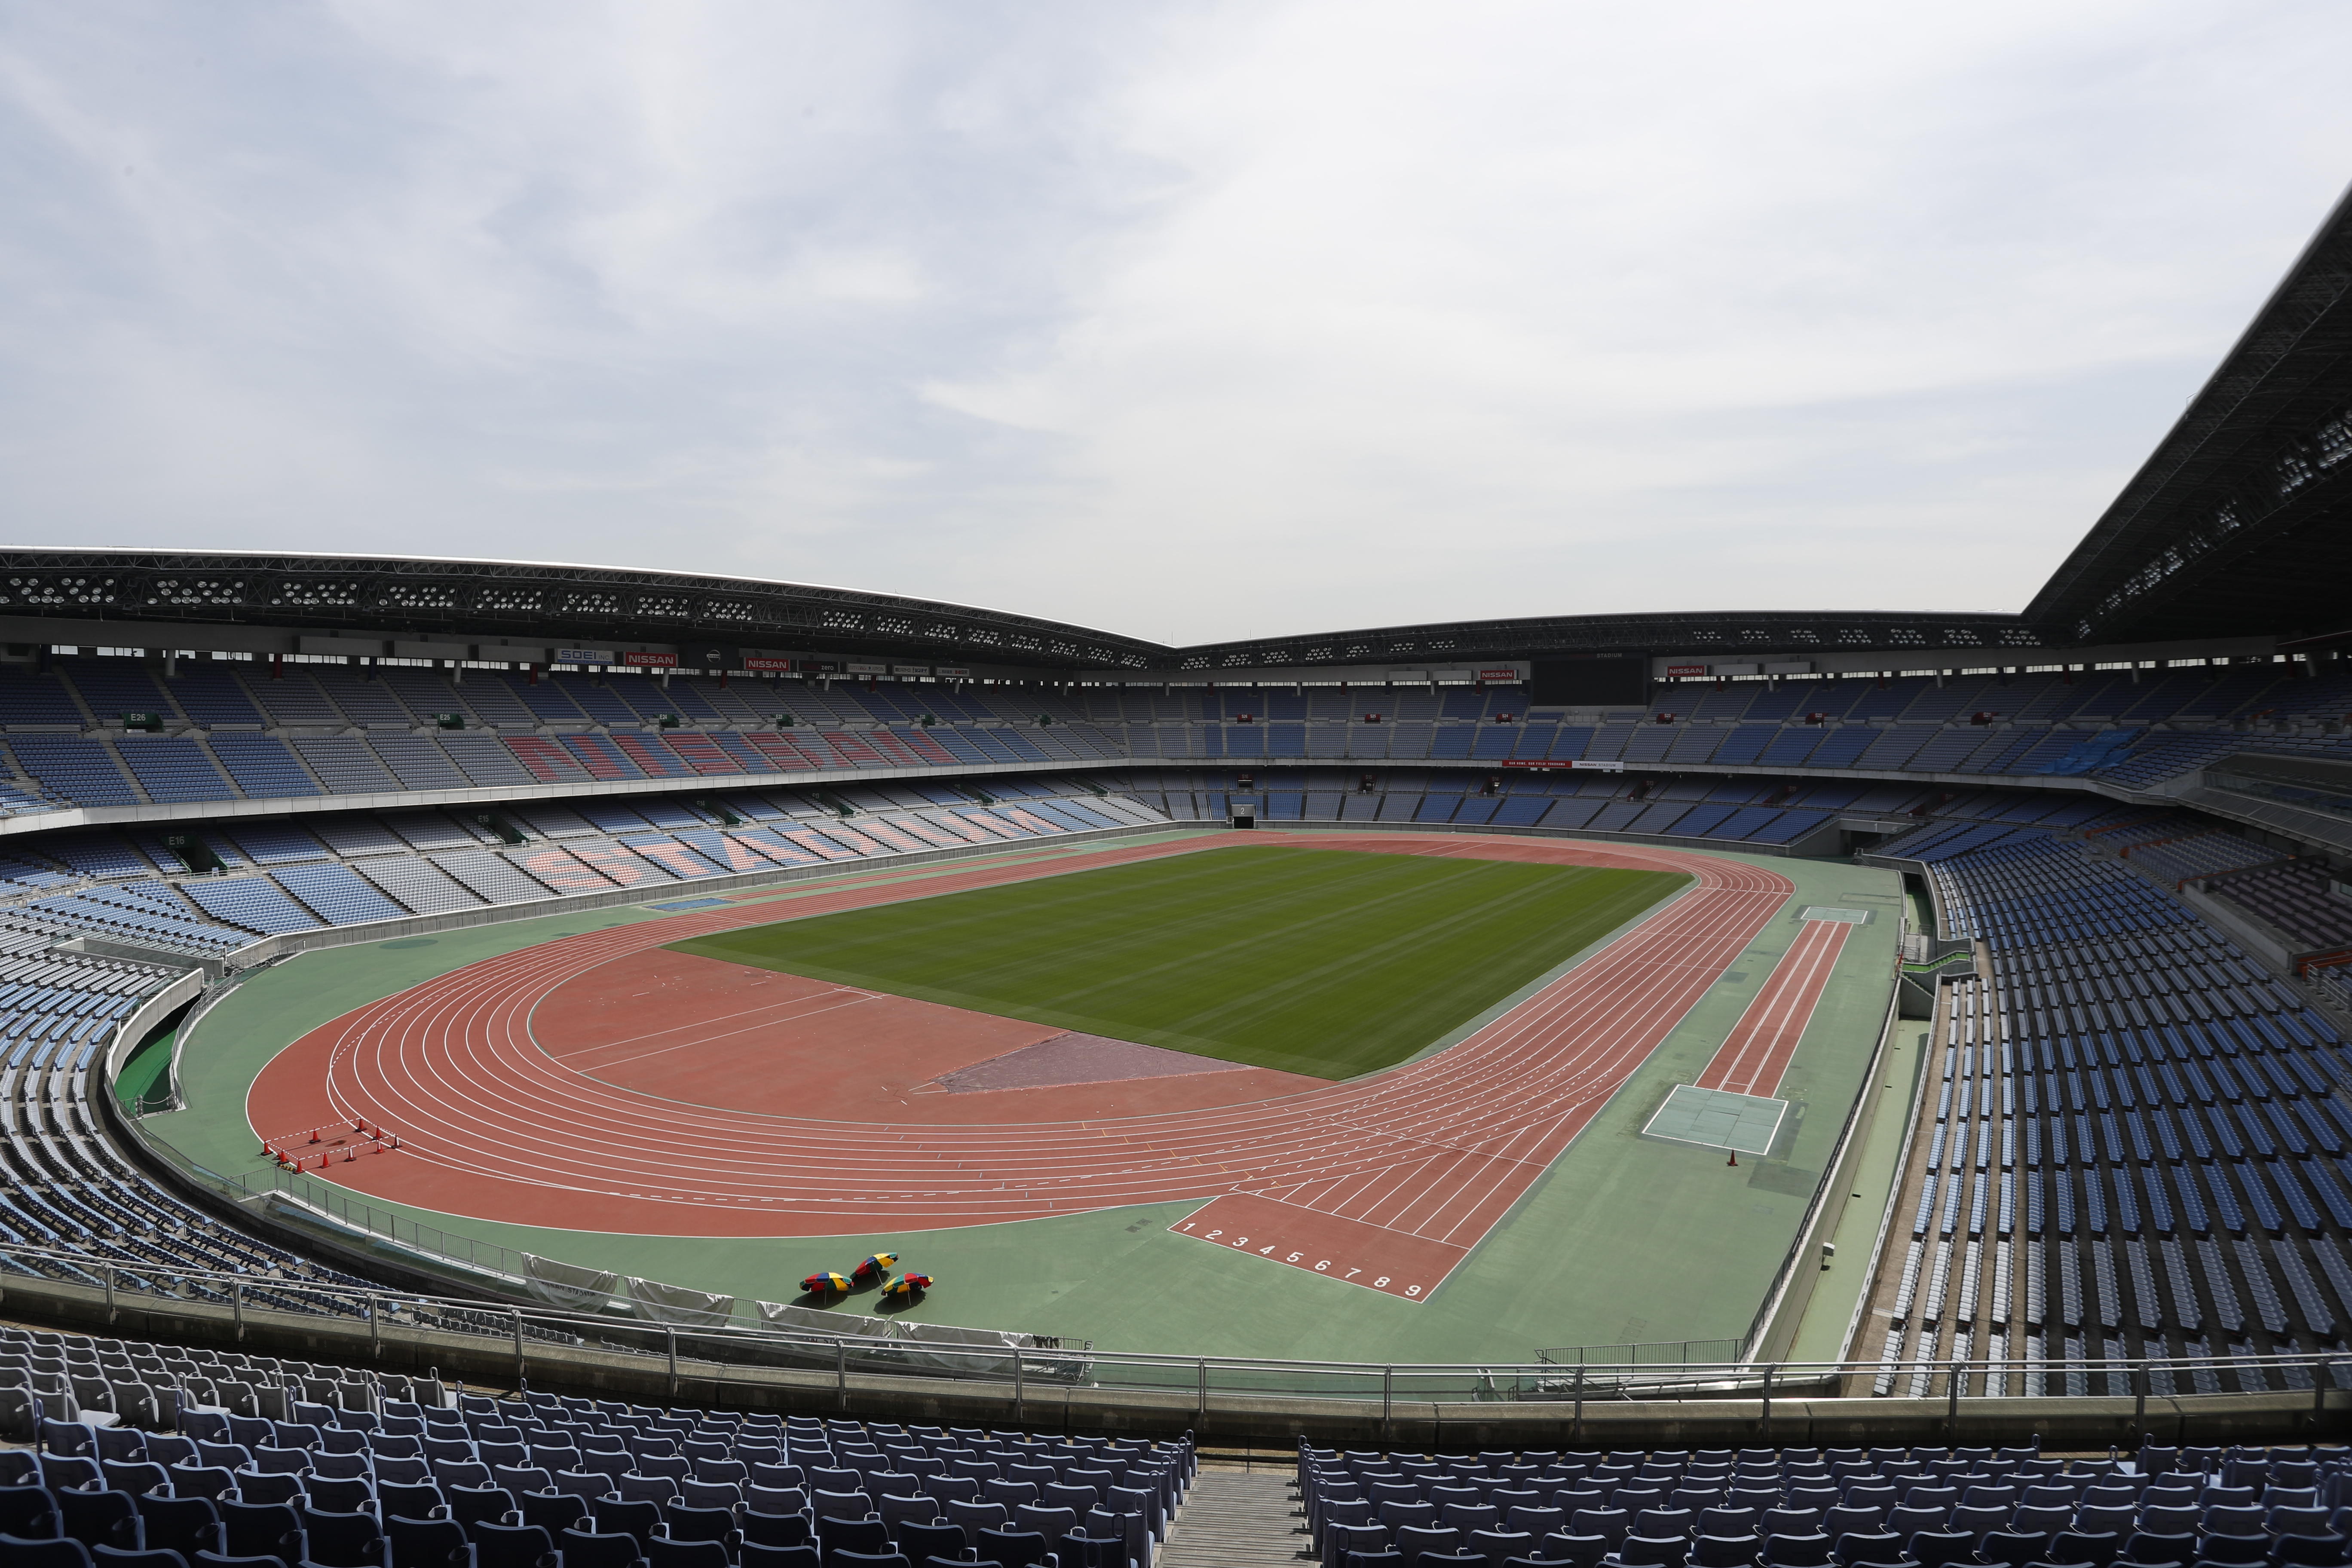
[6,1240,2348,1425]
[1537,1340,1741,1366]
[129,1125,1083,1354]
[161,1129,544,1290]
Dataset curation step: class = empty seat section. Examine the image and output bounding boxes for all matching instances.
[206,737,321,798]
[112,739,235,802]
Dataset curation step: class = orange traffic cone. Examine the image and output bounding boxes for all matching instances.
[1727,1151,1739,1167]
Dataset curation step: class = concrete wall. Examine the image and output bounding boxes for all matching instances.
[0,1269,2338,1448]
[1747,980,1905,1364]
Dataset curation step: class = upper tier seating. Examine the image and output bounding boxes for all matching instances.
[2,656,2348,836]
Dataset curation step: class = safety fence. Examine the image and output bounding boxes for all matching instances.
[127,1126,1084,1364]
[5,1240,2349,1430]
[1537,1340,1742,1366]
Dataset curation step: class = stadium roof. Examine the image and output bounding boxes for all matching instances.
[1165,609,2043,672]
[8,187,2350,676]
[0,546,2049,672]
[2024,181,2352,647]
[0,547,1164,672]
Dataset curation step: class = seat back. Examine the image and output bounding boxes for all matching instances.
[559,1525,648,1568]
[894,1519,965,1561]
[815,1513,890,1555]
[472,1519,557,1568]
[878,1493,938,1531]
[298,1503,386,1566]
[59,1488,143,1554]
[1696,1532,1764,1568]
[590,1496,664,1550]
[974,1526,1054,1568]
[518,1490,587,1536]
[741,1511,811,1550]
[444,1484,517,1531]
[811,1487,871,1521]
[945,1498,1007,1545]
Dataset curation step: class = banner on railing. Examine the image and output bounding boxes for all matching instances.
[522,1253,619,1311]
[627,1276,736,1327]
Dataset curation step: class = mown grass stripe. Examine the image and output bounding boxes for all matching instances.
[668,844,1685,1079]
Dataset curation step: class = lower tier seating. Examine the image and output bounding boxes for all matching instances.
[1302,1440,2352,1568]
[0,1323,1193,1567]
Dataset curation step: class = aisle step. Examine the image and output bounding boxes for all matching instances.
[1158,1469,1305,1566]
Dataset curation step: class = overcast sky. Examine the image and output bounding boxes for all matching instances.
[3,3,2348,648]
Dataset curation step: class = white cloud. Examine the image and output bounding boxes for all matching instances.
[0,1,2346,645]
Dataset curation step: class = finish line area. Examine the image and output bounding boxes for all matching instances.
[146,830,1902,1364]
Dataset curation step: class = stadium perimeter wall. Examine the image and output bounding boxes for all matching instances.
[0,1267,2339,1449]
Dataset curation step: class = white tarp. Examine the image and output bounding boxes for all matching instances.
[754,1299,894,1339]
[626,1277,736,1327]
[876,1318,1034,1377]
[750,1301,1084,1380]
[519,1253,619,1311]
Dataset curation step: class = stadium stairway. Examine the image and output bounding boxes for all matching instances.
[1158,1468,1302,1566]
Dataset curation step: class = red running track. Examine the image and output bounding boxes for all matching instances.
[251,833,1795,1303]
[1692,917,1852,1100]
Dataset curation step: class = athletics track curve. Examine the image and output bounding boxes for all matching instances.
[248,833,1797,1301]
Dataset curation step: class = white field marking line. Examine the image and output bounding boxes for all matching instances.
[1374,868,1785,1238]
[1188,1189,1474,1252]
[1714,934,1839,1098]
[1712,920,1844,1096]
[1406,888,1793,1234]
[310,836,1794,1221]
[342,851,1779,1209]
[567,990,885,1075]
[1331,1152,1485,1231]
[547,980,879,1063]
[331,870,1721,1175]
[321,839,1211,1153]
[1699,917,1843,1097]
[606,841,1750,1147]
[1709,919,1850,1099]
[482,869,1777,1193]
[463,926,1731,1194]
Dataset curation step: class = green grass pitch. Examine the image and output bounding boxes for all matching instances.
[667,844,1687,1078]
